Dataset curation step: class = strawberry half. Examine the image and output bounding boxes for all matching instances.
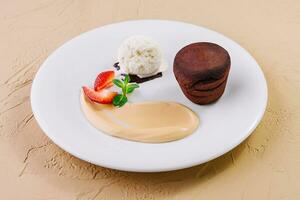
[94,70,115,91]
[82,86,117,104]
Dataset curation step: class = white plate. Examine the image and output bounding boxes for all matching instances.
[31,20,267,172]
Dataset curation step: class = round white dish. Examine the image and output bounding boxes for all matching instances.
[31,20,268,172]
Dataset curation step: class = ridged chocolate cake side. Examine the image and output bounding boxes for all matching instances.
[173,42,231,104]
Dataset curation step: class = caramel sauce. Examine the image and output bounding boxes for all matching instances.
[81,93,199,143]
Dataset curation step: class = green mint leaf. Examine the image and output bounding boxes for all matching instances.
[130,83,139,88]
[118,95,128,107]
[126,83,139,94]
[113,94,128,107]
[126,87,135,94]
[124,74,130,84]
[112,75,137,107]
[113,79,124,88]
[113,94,123,106]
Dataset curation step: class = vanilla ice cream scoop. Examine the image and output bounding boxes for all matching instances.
[117,35,167,78]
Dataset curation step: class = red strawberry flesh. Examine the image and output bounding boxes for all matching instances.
[82,86,117,104]
[94,70,115,91]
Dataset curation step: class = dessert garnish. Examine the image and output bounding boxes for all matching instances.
[112,74,139,107]
[82,70,139,107]
[82,86,117,104]
[82,70,117,104]
[94,70,115,91]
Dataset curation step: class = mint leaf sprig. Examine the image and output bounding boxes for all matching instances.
[112,75,139,107]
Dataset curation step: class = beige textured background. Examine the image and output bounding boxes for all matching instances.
[1,0,300,199]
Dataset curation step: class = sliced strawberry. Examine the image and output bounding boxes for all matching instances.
[94,70,115,91]
[82,86,117,104]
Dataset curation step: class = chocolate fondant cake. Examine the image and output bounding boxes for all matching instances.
[173,42,230,104]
